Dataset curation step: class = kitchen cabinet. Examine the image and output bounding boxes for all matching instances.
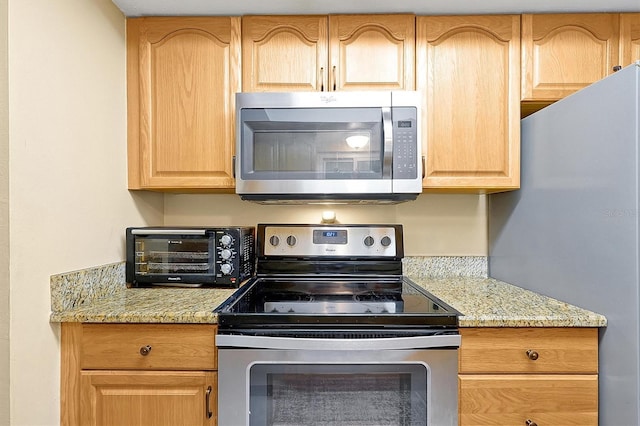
[620,13,640,66]
[242,14,415,92]
[127,17,240,190]
[61,323,218,426]
[521,13,620,116]
[417,15,520,192]
[458,327,599,425]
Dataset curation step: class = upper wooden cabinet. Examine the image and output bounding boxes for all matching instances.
[620,13,640,66]
[242,14,415,92]
[127,17,241,190]
[521,14,620,104]
[417,15,521,191]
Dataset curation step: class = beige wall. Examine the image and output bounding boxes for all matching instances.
[8,0,163,424]
[0,0,8,423]
[164,193,487,256]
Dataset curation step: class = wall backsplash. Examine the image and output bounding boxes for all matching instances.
[162,193,488,256]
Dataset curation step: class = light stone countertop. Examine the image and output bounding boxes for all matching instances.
[49,261,607,327]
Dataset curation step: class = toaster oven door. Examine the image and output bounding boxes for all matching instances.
[126,228,216,287]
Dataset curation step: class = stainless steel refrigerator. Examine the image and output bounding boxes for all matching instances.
[489,62,640,426]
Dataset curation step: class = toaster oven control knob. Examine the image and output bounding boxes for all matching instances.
[364,236,375,247]
[220,234,233,247]
[220,249,233,260]
[286,235,297,247]
[269,235,280,247]
[220,263,233,275]
[381,236,392,247]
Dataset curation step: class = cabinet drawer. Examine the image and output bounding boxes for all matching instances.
[459,328,598,373]
[459,374,598,425]
[80,324,217,370]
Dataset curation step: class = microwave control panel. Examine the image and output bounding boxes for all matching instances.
[392,107,418,180]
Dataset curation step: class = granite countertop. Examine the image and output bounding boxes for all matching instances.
[49,261,607,327]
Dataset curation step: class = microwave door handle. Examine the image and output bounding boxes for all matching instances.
[382,107,393,179]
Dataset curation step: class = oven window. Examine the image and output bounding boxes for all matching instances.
[249,363,428,426]
[133,236,212,275]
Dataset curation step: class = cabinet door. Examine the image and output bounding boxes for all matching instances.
[620,13,640,66]
[81,371,217,426]
[242,15,328,92]
[522,14,620,102]
[329,15,415,91]
[417,15,520,191]
[127,17,241,190]
[459,374,598,425]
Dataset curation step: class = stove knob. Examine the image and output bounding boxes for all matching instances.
[220,234,233,247]
[269,235,280,247]
[364,236,375,247]
[220,263,233,275]
[220,249,233,260]
[381,236,392,247]
[286,235,297,247]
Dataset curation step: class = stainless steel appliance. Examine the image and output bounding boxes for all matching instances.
[235,91,422,204]
[216,224,460,426]
[489,62,640,425]
[125,226,255,287]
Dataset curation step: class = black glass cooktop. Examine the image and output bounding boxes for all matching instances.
[215,276,459,333]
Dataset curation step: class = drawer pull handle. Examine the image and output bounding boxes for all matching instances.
[525,420,538,426]
[139,345,152,356]
[526,349,539,360]
[206,386,213,419]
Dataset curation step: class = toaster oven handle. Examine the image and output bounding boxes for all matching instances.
[130,229,208,235]
[216,334,461,351]
[382,106,393,179]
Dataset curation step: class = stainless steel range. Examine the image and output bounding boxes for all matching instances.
[215,224,460,426]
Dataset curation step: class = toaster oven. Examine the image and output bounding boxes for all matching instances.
[125,227,255,287]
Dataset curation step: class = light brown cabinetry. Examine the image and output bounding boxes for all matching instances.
[127,17,241,190]
[417,15,520,192]
[521,14,621,115]
[621,13,640,66]
[61,323,218,426]
[459,327,599,425]
[242,14,415,92]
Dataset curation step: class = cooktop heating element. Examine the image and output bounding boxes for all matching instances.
[215,224,460,336]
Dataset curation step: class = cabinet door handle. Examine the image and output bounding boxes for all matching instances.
[205,386,213,419]
[613,65,622,72]
[139,345,152,356]
[422,156,426,179]
[332,65,337,91]
[232,155,236,179]
[525,419,538,426]
[526,349,539,360]
[320,67,324,91]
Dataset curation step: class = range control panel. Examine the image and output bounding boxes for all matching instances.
[259,224,403,258]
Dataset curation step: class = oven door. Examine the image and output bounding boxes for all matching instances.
[217,335,459,426]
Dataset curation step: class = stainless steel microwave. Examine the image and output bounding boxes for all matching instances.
[235,91,422,204]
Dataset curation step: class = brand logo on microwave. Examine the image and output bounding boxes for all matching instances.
[320,95,337,103]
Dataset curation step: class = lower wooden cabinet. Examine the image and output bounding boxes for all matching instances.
[80,371,216,426]
[61,323,218,426]
[459,374,598,425]
[459,327,599,426]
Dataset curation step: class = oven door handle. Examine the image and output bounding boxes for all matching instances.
[215,334,460,351]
